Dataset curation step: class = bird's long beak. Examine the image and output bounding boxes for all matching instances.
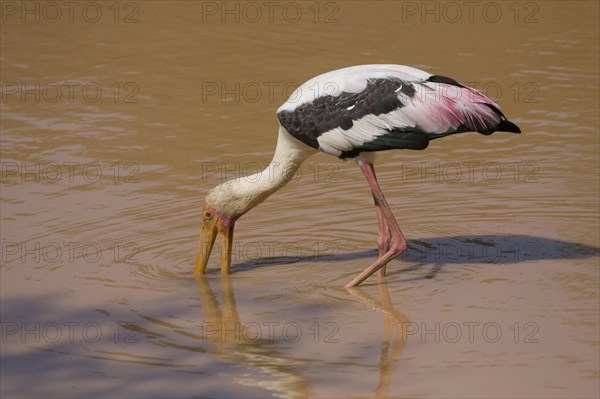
[195,203,234,275]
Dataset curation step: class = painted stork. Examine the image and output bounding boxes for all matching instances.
[195,64,521,287]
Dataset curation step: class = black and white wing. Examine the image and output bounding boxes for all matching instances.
[277,64,520,159]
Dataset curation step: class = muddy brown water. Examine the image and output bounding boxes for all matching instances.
[1,1,599,398]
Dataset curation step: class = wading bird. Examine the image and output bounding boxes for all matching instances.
[195,64,520,287]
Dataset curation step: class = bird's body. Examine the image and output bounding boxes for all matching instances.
[277,64,519,159]
[197,64,521,287]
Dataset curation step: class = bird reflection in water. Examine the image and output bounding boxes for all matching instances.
[196,274,409,398]
[195,274,314,398]
[348,279,410,398]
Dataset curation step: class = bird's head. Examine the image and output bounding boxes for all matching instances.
[195,201,235,275]
[194,180,264,275]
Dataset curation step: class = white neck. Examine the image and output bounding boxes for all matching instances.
[206,127,316,218]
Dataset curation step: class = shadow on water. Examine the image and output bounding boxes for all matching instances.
[231,234,600,275]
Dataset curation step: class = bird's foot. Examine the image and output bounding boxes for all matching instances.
[345,239,407,288]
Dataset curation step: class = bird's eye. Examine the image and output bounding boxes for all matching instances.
[204,211,213,220]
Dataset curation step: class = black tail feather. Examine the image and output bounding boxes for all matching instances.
[496,119,521,133]
[482,103,521,134]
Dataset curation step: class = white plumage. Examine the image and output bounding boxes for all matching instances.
[277,64,432,113]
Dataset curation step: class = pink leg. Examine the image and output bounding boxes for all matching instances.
[370,166,391,277]
[345,161,407,288]
[374,205,391,257]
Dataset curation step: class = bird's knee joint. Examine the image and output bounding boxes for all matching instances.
[390,241,407,255]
